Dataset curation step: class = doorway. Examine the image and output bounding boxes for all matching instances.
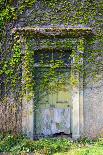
[34,49,72,137]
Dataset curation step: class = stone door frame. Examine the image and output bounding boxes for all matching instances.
[14,27,93,139]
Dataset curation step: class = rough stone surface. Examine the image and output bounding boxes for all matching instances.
[1,0,103,138]
[83,79,103,138]
[18,0,103,138]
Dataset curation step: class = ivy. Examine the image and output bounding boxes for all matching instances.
[1,0,103,103]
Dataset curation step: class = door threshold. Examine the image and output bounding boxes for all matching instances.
[33,132,72,140]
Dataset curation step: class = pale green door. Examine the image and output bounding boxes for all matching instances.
[35,67,72,136]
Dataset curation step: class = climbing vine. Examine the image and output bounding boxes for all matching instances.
[1,0,103,103]
[0,0,37,100]
[0,0,103,134]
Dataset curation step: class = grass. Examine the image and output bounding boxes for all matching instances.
[0,133,103,155]
[54,147,103,155]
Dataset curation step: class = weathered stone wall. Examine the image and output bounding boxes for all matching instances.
[83,79,103,138]
[15,0,103,138]
[1,0,102,138]
[0,97,22,134]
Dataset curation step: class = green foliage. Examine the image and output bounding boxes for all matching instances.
[0,133,72,154]
[1,0,103,102]
[1,133,103,155]
[1,0,37,100]
[0,133,25,152]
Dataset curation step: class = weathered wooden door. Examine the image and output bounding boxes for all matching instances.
[35,67,72,136]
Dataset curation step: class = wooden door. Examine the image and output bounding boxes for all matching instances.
[35,67,72,136]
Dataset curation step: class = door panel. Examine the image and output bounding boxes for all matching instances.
[35,67,72,136]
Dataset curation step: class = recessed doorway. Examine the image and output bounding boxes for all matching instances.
[33,49,73,138]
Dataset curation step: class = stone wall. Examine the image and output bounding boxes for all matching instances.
[16,0,102,138]
[83,78,103,138]
[1,0,102,138]
[0,97,22,134]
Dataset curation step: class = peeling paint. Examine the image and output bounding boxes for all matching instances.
[35,69,72,136]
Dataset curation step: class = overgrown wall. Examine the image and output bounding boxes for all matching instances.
[1,0,103,137]
[16,0,103,138]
